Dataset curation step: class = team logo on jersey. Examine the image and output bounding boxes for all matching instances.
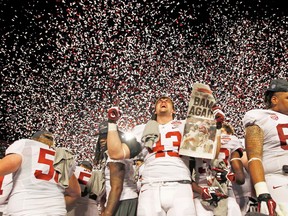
[272,185,285,189]
[221,135,231,144]
[270,114,279,121]
[171,120,182,128]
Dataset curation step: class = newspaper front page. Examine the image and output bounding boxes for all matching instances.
[179,83,217,159]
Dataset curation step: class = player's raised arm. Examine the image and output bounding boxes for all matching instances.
[106,107,142,160]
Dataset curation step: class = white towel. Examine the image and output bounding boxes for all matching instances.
[141,120,159,149]
[86,169,105,197]
[53,148,76,188]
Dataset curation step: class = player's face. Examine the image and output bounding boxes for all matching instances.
[155,97,174,116]
[272,92,288,115]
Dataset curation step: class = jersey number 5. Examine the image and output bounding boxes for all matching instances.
[78,172,92,185]
[34,148,59,183]
[277,124,288,150]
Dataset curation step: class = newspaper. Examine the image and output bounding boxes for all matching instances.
[179,83,217,159]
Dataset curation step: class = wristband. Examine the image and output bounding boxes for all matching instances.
[108,123,117,131]
[254,181,269,197]
[248,157,262,164]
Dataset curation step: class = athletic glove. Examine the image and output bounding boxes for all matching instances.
[201,187,228,207]
[257,193,283,216]
[211,105,225,129]
[212,167,235,183]
[107,107,122,123]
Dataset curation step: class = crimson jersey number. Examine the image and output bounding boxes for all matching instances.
[0,176,4,195]
[219,148,230,166]
[78,171,91,185]
[34,148,59,183]
[153,131,182,158]
[277,124,288,150]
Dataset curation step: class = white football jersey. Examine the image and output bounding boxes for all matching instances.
[105,156,138,202]
[243,109,288,175]
[218,134,243,166]
[68,166,99,216]
[74,166,92,195]
[195,133,243,186]
[132,120,191,183]
[5,139,67,216]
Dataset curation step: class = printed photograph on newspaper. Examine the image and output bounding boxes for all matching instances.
[179,83,217,159]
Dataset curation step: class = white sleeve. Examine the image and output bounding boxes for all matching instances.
[5,139,26,157]
[242,110,259,128]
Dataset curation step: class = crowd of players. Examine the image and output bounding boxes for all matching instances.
[0,0,287,215]
[1,78,288,215]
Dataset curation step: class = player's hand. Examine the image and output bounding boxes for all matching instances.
[212,105,225,129]
[212,167,235,183]
[257,193,284,216]
[107,107,122,123]
[201,187,228,206]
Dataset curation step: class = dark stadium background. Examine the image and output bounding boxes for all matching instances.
[1,0,287,161]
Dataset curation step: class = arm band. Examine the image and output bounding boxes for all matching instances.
[216,129,221,137]
[230,158,242,162]
[248,157,262,164]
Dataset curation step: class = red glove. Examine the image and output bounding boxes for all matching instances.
[212,167,235,183]
[107,107,122,123]
[201,187,228,207]
[257,193,278,216]
[212,105,225,129]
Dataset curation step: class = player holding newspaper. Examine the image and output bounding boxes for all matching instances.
[178,83,243,216]
[104,83,227,216]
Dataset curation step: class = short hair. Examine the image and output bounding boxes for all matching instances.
[264,79,288,108]
[264,91,274,109]
[31,130,54,141]
[79,160,93,170]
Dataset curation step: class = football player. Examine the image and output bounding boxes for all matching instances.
[243,79,288,216]
[67,160,102,216]
[0,131,81,215]
[105,96,224,216]
[96,123,138,216]
[192,122,245,216]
